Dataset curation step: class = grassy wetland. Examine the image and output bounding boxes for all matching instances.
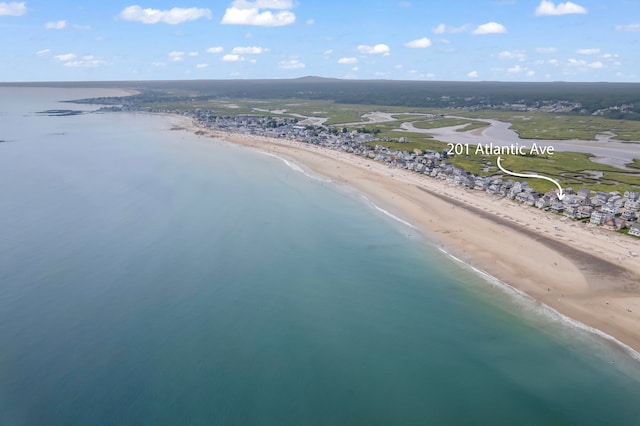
[39,78,640,194]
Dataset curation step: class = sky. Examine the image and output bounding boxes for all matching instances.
[1,0,639,82]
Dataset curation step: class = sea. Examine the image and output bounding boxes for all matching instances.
[2,87,640,425]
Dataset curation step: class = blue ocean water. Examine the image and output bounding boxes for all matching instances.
[1,88,640,425]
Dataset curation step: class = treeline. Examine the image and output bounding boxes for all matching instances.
[41,77,640,117]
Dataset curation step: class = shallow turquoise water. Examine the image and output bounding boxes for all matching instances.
[1,89,640,425]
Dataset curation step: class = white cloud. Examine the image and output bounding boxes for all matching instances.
[0,1,26,16]
[53,53,106,67]
[54,53,77,62]
[35,49,51,56]
[338,57,357,64]
[196,63,208,68]
[222,7,295,26]
[536,47,557,54]
[404,37,432,48]
[498,50,526,60]
[188,51,198,56]
[231,46,268,54]
[432,23,446,34]
[467,70,479,78]
[236,0,294,7]
[63,55,107,68]
[576,48,599,55]
[535,1,587,16]
[548,59,559,65]
[168,51,185,62]
[206,47,224,54]
[615,23,640,32]
[45,20,66,30]
[306,18,314,25]
[222,54,243,62]
[323,49,333,56]
[118,5,212,24]
[472,22,507,34]
[507,64,523,73]
[526,70,536,77]
[72,24,92,30]
[357,44,390,55]
[432,23,470,34]
[221,0,295,26]
[279,59,305,69]
[567,58,605,69]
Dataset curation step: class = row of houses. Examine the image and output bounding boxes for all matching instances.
[114,105,640,238]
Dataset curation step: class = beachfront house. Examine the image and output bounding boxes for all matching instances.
[577,205,594,219]
[536,195,552,209]
[550,200,564,213]
[590,209,614,225]
[603,217,627,231]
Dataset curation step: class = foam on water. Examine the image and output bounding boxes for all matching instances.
[360,195,417,230]
[258,151,331,182]
[437,247,640,362]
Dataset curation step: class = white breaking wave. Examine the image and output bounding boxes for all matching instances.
[258,151,331,182]
[361,195,417,230]
[437,247,640,362]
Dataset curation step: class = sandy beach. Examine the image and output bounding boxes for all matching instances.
[183,121,640,355]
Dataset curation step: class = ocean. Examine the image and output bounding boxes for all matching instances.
[1,88,640,425]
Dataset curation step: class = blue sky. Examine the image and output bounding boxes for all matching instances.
[1,0,639,82]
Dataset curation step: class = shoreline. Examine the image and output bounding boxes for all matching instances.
[173,116,640,355]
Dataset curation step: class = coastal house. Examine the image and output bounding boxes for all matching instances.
[629,223,640,237]
[474,176,489,191]
[550,200,564,213]
[621,210,637,222]
[515,190,538,206]
[577,205,594,219]
[603,217,627,231]
[624,191,639,201]
[591,192,610,207]
[564,205,580,219]
[624,199,640,210]
[577,188,591,199]
[536,195,552,209]
[590,209,614,225]
[601,202,620,215]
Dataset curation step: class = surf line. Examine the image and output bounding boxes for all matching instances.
[258,151,331,182]
[497,156,565,200]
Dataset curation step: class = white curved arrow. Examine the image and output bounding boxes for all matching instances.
[497,156,565,200]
